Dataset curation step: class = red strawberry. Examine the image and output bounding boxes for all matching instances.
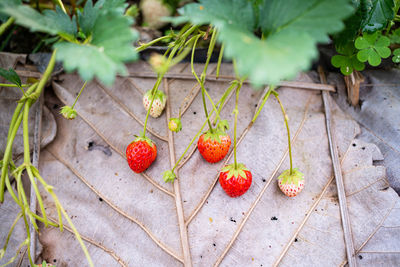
[197,121,231,164]
[219,163,252,197]
[126,136,157,173]
[278,169,304,197]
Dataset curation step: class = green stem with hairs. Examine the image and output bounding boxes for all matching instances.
[252,85,274,123]
[273,91,293,174]
[233,82,243,169]
[171,82,237,172]
[0,83,30,88]
[0,17,15,38]
[71,81,87,109]
[135,35,174,52]
[216,43,224,78]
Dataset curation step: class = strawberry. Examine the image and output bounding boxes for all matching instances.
[126,136,157,173]
[143,89,167,118]
[219,163,252,197]
[168,118,182,133]
[277,169,304,197]
[197,120,231,163]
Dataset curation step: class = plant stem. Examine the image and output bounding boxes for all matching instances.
[71,81,87,109]
[233,82,242,169]
[172,82,235,171]
[56,0,67,14]
[0,83,30,88]
[252,85,274,123]
[142,75,163,136]
[216,43,224,78]
[273,91,293,174]
[0,17,15,38]
[136,35,174,52]
[1,212,22,253]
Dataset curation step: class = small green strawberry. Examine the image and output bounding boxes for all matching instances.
[143,89,167,118]
[278,169,304,197]
[168,118,182,133]
[60,105,77,120]
[162,169,176,183]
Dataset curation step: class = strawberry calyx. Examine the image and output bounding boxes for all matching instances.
[202,120,230,143]
[162,170,176,183]
[134,134,154,147]
[221,163,249,180]
[144,89,166,104]
[278,168,304,186]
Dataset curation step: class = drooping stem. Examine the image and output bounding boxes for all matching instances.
[273,91,293,174]
[71,81,87,109]
[1,212,22,254]
[0,17,15,38]
[136,35,174,52]
[216,43,224,78]
[233,82,243,169]
[252,85,274,123]
[171,82,236,172]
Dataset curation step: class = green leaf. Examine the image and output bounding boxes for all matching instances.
[176,0,353,86]
[392,48,400,63]
[355,36,371,49]
[357,48,371,62]
[352,56,366,71]
[0,3,76,38]
[368,49,381,66]
[356,32,391,67]
[0,68,21,87]
[389,28,400,44]
[55,12,138,86]
[331,55,347,67]
[361,0,395,32]
[331,43,365,76]
[78,0,99,37]
[375,46,391,58]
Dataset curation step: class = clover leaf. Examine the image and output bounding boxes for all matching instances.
[332,43,365,75]
[392,48,400,63]
[355,32,391,66]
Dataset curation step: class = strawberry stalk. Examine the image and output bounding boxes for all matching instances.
[252,85,274,123]
[191,29,221,133]
[233,81,243,170]
[272,91,293,175]
[163,81,238,182]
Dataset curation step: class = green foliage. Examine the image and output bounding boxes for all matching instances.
[0,67,21,87]
[355,32,391,66]
[0,0,138,86]
[331,43,365,75]
[390,28,400,44]
[361,0,395,32]
[172,0,353,86]
[392,48,400,62]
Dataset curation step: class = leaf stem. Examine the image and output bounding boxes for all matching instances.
[71,81,87,109]
[56,0,67,14]
[273,91,293,174]
[1,212,22,255]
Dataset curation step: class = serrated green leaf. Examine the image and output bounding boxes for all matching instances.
[0,68,21,87]
[259,0,353,43]
[95,0,128,15]
[0,3,76,38]
[55,13,138,86]
[361,0,395,32]
[78,0,99,36]
[375,46,391,58]
[175,0,353,85]
[368,49,381,66]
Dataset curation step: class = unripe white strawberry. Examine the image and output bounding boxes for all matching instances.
[143,89,167,118]
[278,169,304,197]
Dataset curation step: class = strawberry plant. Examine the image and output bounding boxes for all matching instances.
[4,0,392,265]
